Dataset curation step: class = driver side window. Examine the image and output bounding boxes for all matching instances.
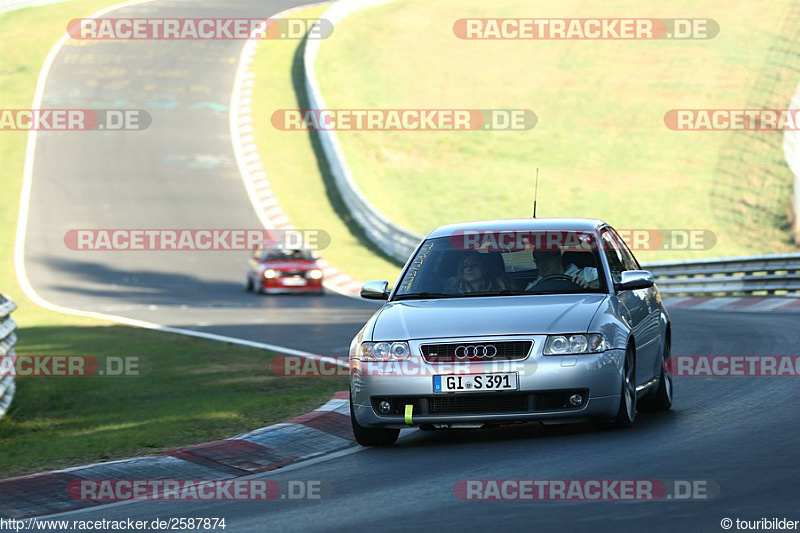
[600,230,625,283]
[610,229,640,271]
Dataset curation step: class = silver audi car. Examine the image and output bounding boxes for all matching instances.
[349,218,672,446]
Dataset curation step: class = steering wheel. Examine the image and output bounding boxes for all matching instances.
[531,274,582,290]
[536,274,574,283]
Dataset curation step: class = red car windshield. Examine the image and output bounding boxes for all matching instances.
[261,249,315,261]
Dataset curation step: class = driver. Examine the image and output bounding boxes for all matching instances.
[527,250,600,290]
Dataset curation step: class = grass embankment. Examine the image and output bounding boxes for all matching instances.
[0,2,346,478]
[250,4,402,283]
[312,0,800,264]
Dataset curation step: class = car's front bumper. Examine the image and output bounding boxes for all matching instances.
[261,278,323,293]
[350,348,625,428]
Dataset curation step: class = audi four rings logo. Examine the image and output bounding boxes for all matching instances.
[455,345,498,359]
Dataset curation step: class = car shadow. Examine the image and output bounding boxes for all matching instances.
[392,409,681,449]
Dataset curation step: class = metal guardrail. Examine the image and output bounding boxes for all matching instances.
[643,253,800,297]
[0,294,18,420]
[304,0,422,263]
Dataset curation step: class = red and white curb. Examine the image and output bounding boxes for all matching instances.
[229,4,362,298]
[0,392,353,519]
[665,296,800,312]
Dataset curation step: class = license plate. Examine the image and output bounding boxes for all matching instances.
[433,373,518,393]
[281,277,307,286]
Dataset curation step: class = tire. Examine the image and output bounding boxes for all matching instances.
[639,336,673,412]
[244,275,254,292]
[350,398,400,446]
[609,343,637,428]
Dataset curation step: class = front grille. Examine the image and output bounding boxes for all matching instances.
[428,393,528,414]
[279,270,305,277]
[421,341,532,363]
[371,389,588,417]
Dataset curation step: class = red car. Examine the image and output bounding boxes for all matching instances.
[245,245,324,294]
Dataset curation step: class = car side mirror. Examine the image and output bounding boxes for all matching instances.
[360,281,390,300]
[615,270,655,291]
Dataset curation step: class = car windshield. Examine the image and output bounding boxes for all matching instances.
[393,231,607,300]
[261,248,315,261]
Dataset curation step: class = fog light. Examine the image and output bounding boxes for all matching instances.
[569,394,583,407]
[378,400,392,414]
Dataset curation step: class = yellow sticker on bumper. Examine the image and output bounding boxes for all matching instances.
[404,404,413,425]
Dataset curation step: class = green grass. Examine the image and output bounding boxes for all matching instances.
[0,2,345,477]
[250,4,402,283]
[1,326,347,478]
[312,0,800,264]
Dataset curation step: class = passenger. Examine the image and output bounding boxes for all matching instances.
[453,252,510,294]
[527,250,600,290]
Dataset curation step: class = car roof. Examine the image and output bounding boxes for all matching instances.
[426,218,608,238]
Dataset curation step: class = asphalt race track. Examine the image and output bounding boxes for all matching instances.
[19,1,800,531]
[46,310,800,532]
[22,0,378,356]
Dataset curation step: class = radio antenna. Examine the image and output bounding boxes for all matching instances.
[532,168,539,218]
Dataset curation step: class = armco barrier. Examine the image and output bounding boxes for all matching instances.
[0,294,18,419]
[643,253,800,297]
[304,0,422,263]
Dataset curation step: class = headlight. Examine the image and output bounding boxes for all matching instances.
[307,269,323,280]
[358,341,410,361]
[543,334,605,355]
[263,269,277,279]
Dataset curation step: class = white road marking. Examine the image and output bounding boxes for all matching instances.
[13,0,345,363]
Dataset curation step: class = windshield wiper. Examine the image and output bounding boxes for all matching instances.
[524,289,601,295]
[460,290,530,297]
[392,292,455,301]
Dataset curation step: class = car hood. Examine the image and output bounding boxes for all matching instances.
[371,294,608,340]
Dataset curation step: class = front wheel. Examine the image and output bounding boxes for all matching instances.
[639,336,672,412]
[350,398,399,446]
[607,344,636,428]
